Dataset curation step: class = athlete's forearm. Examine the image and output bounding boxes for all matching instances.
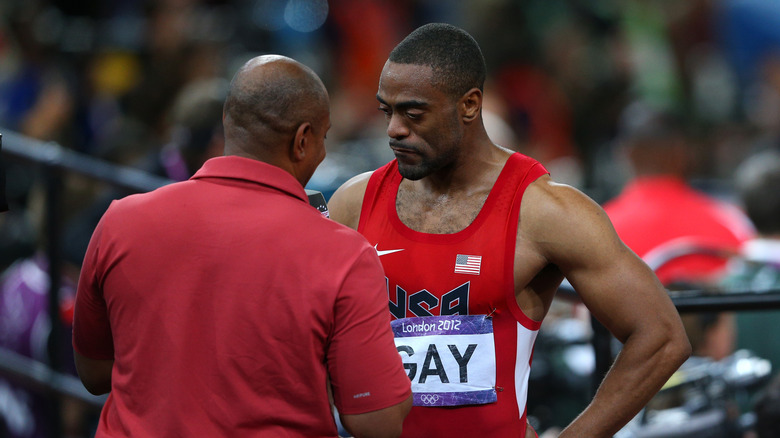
[558,328,690,437]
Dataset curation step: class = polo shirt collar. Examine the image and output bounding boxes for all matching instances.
[190,156,308,203]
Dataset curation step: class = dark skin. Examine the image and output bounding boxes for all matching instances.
[75,55,411,438]
[329,61,691,437]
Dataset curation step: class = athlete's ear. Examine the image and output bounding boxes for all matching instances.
[460,88,482,124]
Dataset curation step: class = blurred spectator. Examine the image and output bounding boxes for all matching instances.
[0,253,87,438]
[493,64,579,180]
[712,0,780,178]
[605,101,755,286]
[603,101,755,360]
[722,149,780,373]
[133,77,227,181]
[726,149,780,290]
[0,146,100,438]
[716,0,780,92]
[0,4,75,143]
[60,77,228,269]
[326,0,408,140]
[0,3,80,268]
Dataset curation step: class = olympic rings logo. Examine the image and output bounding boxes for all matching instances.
[419,394,440,405]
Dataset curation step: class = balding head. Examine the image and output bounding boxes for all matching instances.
[222,55,329,160]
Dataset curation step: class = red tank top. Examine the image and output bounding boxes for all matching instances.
[358,153,549,437]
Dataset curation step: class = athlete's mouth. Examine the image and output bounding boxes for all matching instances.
[390,141,419,155]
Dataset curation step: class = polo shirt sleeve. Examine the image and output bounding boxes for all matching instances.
[72,208,115,360]
[328,245,411,414]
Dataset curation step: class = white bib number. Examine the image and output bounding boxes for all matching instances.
[391,315,497,407]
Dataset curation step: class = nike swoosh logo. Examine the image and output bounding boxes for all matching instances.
[374,244,405,257]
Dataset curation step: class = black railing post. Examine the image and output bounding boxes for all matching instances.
[44,162,64,438]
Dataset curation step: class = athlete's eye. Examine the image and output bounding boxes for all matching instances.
[406,111,423,120]
[378,107,391,118]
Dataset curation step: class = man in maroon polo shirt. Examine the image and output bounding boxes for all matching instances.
[72,55,411,437]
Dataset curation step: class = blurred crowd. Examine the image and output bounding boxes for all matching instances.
[2,0,780,437]
[3,0,780,256]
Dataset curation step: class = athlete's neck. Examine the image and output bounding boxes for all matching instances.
[396,143,511,234]
[414,142,511,196]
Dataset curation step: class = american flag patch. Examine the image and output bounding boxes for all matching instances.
[454,254,482,275]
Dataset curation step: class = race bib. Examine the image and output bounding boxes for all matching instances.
[391,315,497,407]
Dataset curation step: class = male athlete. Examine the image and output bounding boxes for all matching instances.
[328,23,691,438]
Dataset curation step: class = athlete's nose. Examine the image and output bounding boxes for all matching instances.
[387,113,409,140]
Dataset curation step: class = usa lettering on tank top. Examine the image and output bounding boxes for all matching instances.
[358,153,549,437]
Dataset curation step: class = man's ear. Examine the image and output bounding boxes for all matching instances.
[291,122,312,162]
[460,88,482,123]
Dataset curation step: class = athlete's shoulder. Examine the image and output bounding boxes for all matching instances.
[336,170,375,196]
[328,170,375,230]
[520,176,613,244]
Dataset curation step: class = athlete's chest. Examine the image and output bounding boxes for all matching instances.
[395,186,489,234]
[373,232,509,320]
[365,177,517,319]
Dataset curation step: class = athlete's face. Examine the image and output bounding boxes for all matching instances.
[377,61,464,180]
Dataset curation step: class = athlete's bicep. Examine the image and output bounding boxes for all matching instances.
[328,171,372,230]
[522,181,677,343]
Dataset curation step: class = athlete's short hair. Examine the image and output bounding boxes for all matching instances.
[388,23,486,98]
